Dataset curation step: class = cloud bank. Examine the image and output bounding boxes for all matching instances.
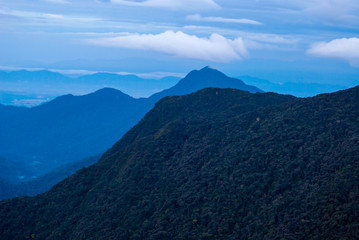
[110,0,220,10]
[86,31,247,62]
[187,14,262,25]
[308,38,359,67]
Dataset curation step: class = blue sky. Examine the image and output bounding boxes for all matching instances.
[1,0,359,85]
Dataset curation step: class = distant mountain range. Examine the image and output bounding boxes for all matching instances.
[1,85,358,239]
[0,66,261,199]
[240,76,349,97]
[1,68,351,107]
[0,70,180,106]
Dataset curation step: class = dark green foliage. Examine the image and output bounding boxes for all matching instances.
[0,67,260,188]
[0,86,359,240]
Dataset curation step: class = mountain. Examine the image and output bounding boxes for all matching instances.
[0,70,69,83]
[0,70,180,106]
[240,75,348,97]
[0,88,147,182]
[0,103,27,117]
[77,72,179,97]
[1,68,258,107]
[1,86,358,239]
[0,67,261,187]
[150,66,262,102]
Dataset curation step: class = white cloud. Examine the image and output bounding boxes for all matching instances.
[264,0,359,22]
[0,8,102,26]
[135,72,185,79]
[186,14,262,25]
[303,0,359,19]
[110,0,220,10]
[0,65,184,79]
[217,0,359,23]
[44,0,69,3]
[244,33,298,44]
[182,25,299,50]
[43,13,65,19]
[85,30,247,62]
[308,38,359,67]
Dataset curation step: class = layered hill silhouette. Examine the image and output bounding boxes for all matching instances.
[0,67,261,198]
[0,69,180,106]
[239,75,348,97]
[0,88,147,181]
[1,86,358,239]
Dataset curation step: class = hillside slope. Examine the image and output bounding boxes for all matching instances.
[0,88,146,179]
[0,67,261,185]
[1,86,358,239]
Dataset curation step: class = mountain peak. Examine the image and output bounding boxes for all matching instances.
[88,87,136,101]
[92,87,124,95]
[178,66,261,92]
[201,65,218,71]
[189,66,222,76]
[181,67,222,83]
[149,67,262,102]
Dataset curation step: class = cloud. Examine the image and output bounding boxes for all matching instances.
[0,65,184,79]
[85,31,247,62]
[43,13,65,19]
[186,14,262,25]
[308,38,359,67]
[0,8,103,26]
[215,0,359,23]
[244,33,299,45]
[110,0,220,10]
[182,25,299,50]
[44,0,69,3]
[262,0,359,22]
[303,0,359,20]
[135,72,185,79]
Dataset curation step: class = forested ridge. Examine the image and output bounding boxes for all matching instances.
[0,86,358,240]
[0,67,260,197]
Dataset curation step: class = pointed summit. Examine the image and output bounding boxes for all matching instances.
[149,67,262,102]
[185,65,227,80]
[205,65,216,69]
[186,65,223,78]
[201,65,218,71]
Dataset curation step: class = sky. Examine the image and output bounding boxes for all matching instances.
[1,0,359,85]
